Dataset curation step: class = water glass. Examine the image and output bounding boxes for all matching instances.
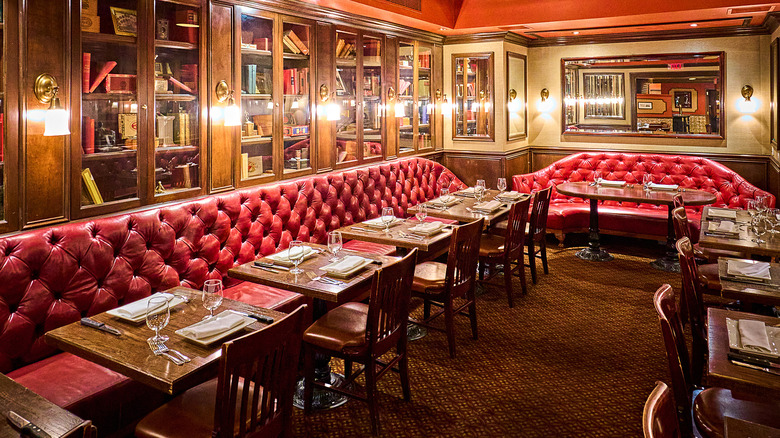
[497,178,507,193]
[593,170,602,186]
[287,240,305,275]
[747,199,758,219]
[202,279,223,319]
[642,174,652,191]
[767,209,780,235]
[416,204,427,223]
[327,231,342,262]
[756,195,768,214]
[751,216,768,244]
[146,296,170,342]
[381,207,395,233]
[441,187,449,198]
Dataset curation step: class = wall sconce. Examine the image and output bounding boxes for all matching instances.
[319,84,341,121]
[387,87,404,118]
[34,73,70,136]
[540,88,550,102]
[737,84,757,114]
[435,89,442,101]
[441,94,451,114]
[538,88,555,114]
[215,80,241,126]
[176,10,199,27]
[507,88,521,113]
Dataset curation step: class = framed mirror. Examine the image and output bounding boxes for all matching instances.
[561,52,724,139]
[506,52,527,140]
[771,39,778,147]
[452,52,494,140]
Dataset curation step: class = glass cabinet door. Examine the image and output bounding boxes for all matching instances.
[238,11,273,181]
[362,35,382,160]
[79,0,141,208]
[397,41,414,154]
[153,0,201,196]
[281,20,311,175]
[335,31,357,165]
[416,44,433,150]
[452,52,494,140]
[0,0,5,220]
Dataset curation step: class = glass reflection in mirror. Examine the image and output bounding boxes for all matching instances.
[453,52,494,140]
[562,52,724,138]
[506,52,527,140]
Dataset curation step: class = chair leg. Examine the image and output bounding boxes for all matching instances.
[365,358,379,435]
[303,345,315,415]
[517,251,528,296]
[344,359,353,380]
[503,259,514,308]
[444,300,456,359]
[528,242,538,284]
[468,292,478,341]
[397,339,411,401]
[478,261,485,281]
[423,299,431,320]
[540,240,549,275]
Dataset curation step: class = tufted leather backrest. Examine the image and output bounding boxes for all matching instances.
[512,152,775,211]
[0,157,464,373]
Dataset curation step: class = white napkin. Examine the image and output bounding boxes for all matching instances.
[738,319,772,353]
[268,246,315,266]
[409,221,446,236]
[322,255,367,274]
[115,293,173,319]
[708,221,737,234]
[472,200,502,212]
[599,180,627,187]
[727,259,771,280]
[430,195,459,206]
[708,208,737,219]
[647,182,679,191]
[362,217,402,229]
[180,313,245,340]
[497,191,523,200]
[455,187,478,197]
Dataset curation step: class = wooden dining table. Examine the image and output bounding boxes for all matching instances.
[706,308,780,400]
[336,218,453,261]
[555,181,716,271]
[45,287,282,395]
[718,258,780,307]
[699,207,780,258]
[407,189,524,228]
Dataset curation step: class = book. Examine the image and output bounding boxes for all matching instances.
[180,64,198,92]
[246,155,264,177]
[284,29,308,55]
[89,61,117,93]
[81,168,104,205]
[241,153,249,180]
[82,53,91,92]
[167,76,193,94]
[399,79,412,96]
[118,113,137,139]
[282,34,300,54]
[82,116,95,154]
[105,74,136,93]
[335,39,345,57]
[253,38,270,51]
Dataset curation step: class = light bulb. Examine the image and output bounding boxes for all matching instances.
[224,99,242,126]
[395,102,405,118]
[44,108,70,136]
[326,102,341,121]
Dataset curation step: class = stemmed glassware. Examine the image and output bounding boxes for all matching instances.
[747,199,758,219]
[381,207,395,234]
[327,231,342,262]
[146,296,170,343]
[751,215,768,244]
[593,170,603,187]
[767,209,780,235]
[756,195,768,215]
[416,203,427,223]
[288,240,305,275]
[497,178,507,193]
[642,174,652,192]
[202,279,223,320]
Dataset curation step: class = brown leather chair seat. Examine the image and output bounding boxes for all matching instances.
[694,387,780,437]
[698,263,722,292]
[478,234,506,257]
[412,261,447,293]
[303,302,368,353]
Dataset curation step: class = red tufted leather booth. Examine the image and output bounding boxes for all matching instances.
[0,157,464,434]
[512,152,775,241]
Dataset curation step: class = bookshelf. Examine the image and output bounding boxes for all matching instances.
[397,41,434,155]
[452,52,494,140]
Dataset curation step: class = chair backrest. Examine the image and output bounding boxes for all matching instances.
[672,207,691,241]
[653,284,693,434]
[675,237,707,386]
[504,197,532,257]
[672,193,684,210]
[366,248,419,354]
[528,187,552,242]
[445,218,484,299]
[643,381,681,438]
[213,305,307,438]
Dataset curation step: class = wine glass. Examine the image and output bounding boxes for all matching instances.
[287,240,305,275]
[202,279,223,320]
[497,178,507,193]
[751,215,768,244]
[756,195,768,215]
[327,231,342,262]
[146,296,170,343]
[747,199,758,219]
[416,203,427,223]
[593,170,602,187]
[642,174,652,192]
[440,187,449,200]
[767,209,780,235]
[381,207,395,234]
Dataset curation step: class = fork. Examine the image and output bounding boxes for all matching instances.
[157,341,191,363]
[312,276,344,286]
[398,232,425,241]
[148,339,185,365]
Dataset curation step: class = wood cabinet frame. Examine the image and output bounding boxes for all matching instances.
[451,51,495,141]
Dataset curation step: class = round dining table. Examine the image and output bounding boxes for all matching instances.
[555,181,716,271]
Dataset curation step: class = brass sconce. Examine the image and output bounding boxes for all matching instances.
[34,73,70,136]
[435,89,442,101]
[479,90,486,100]
[509,89,517,101]
[387,86,396,101]
[540,88,550,102]
[741,85,754,102]
[215,80,240,126]
[320,84,341,121]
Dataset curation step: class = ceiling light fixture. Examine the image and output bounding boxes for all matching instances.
[690,23,698,27]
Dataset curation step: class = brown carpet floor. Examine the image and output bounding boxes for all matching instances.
[292,241,681,437]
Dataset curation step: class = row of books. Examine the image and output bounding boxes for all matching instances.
[418,53,431,69]
[242,65,271,95]
[335,39,356,58]
[82,56,136,94]
[282,68,309,95]
[282,29,309,55]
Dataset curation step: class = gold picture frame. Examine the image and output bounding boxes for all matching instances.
[110,7,137,37]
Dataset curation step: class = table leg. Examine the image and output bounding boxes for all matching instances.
[650,205,681,272]
[395,247,429,341]
[293,299,350,410]
[575,199,613,261]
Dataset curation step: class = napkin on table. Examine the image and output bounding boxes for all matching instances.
[647,182,679,191]
[497,191,523,200]
[409,221,446,236]
[472,200,502,212]
[268,246,315,266]
[115,293,173,319]
[599,180,627,187]
[708,208,737,220]
[430,195,459,207]
[727,259,771,280]
[322,255,367,274]
[708,221,737,234]
[180,313,245,340]
[738,319,773,353]
[362,217,402,229]
[455,187,477,197]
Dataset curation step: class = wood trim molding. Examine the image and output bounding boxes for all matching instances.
[444,31,529,46]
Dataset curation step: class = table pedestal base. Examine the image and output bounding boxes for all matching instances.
[293,372,351,410]
[651,255,680,273]
[407,322,428,341]
[575,247,613,261]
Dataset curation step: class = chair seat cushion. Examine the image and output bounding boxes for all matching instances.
[693,387,780,437]
[698,263,722,292]
[342,240,397,256]
[479,234,507,257]
[695,244,746,262]
[303,302,368,353]
[412,261,447,293]
[223,282,306,313]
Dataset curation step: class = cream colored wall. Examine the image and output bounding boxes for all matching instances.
[527,35,770,156]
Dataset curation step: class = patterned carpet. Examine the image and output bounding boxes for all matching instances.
[292,240,681,437]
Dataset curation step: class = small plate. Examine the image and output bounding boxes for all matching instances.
[361,217,403,229]
[726,318,780,361]
[320,258,373,279]
[708,208,738,220]
[266,247,318,267]
[106,293,186,323]
[175,310,255,346]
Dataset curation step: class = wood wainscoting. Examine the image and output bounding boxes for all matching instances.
[442,149,529,187]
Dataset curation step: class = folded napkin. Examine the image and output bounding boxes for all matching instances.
[708,220,737,234]
[362,216,402,229]
[115,293,173,319]
[455,187,477,197]
[738,319,772,353]
[496,191,523,200]
[708,208,737,220]
[727,259,771,280]
[409,221,446,236]
[472,200,502,212]
[599,180,627,187]
[322,255,368,274]
[180,313,245,340]
[430,195,459,207]
[647,182,679,191]
[268,246,315,266]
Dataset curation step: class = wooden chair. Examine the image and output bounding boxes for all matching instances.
[525,186,552,284]
[675,237,708,387]
[653,285,780,437]
[135,305,308,438]
[303,249,418,435]
[411,218,484,359]
[671,207,721,292]
[671,198,745,264]
[478,196,532,307]
[642,381,680,438]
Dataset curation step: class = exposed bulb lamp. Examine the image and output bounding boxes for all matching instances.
[215,80,241,126]
[737,84,757,114]
[34,73,70,136]
[319,84,341,121]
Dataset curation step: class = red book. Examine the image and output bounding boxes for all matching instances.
[82,117,95,154]
[167,76,193,94]
[89,61,117,93]
[82,53,91,93]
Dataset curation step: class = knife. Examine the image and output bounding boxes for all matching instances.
[729,358,780,376]
[250,265,280,274]
[7,411,51,438]
[253,261,289,271]
[80,317,122,336]
[230,310,274,325]
[728,352,780,369]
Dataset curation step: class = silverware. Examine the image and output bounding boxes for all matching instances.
[7,411,51,438]
[312,276,344,285]
[80,317,122,336]
[231,310,274,324]
[254,261,289,271]
[148,339,185,365]
[351,227,380,233]
[398,231,425,241]
[251,265,279,273]
[730,359,780,376]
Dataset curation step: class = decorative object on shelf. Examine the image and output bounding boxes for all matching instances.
[215,80,241,126]
[118,114,138,139]
[81,168,104,205]
[110,7,137,37]
[155,181,166,194]
[157,115,175,146]
[95,122,117,150]
[243,113,256,137]
[156,19,170,40]
[81,15,100,33]
[174,9,198,44]
[33,73,70,137]
[175,9,198,27]
[105,74,137,93]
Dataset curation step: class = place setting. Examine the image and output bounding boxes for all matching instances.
[725,316,780,375]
